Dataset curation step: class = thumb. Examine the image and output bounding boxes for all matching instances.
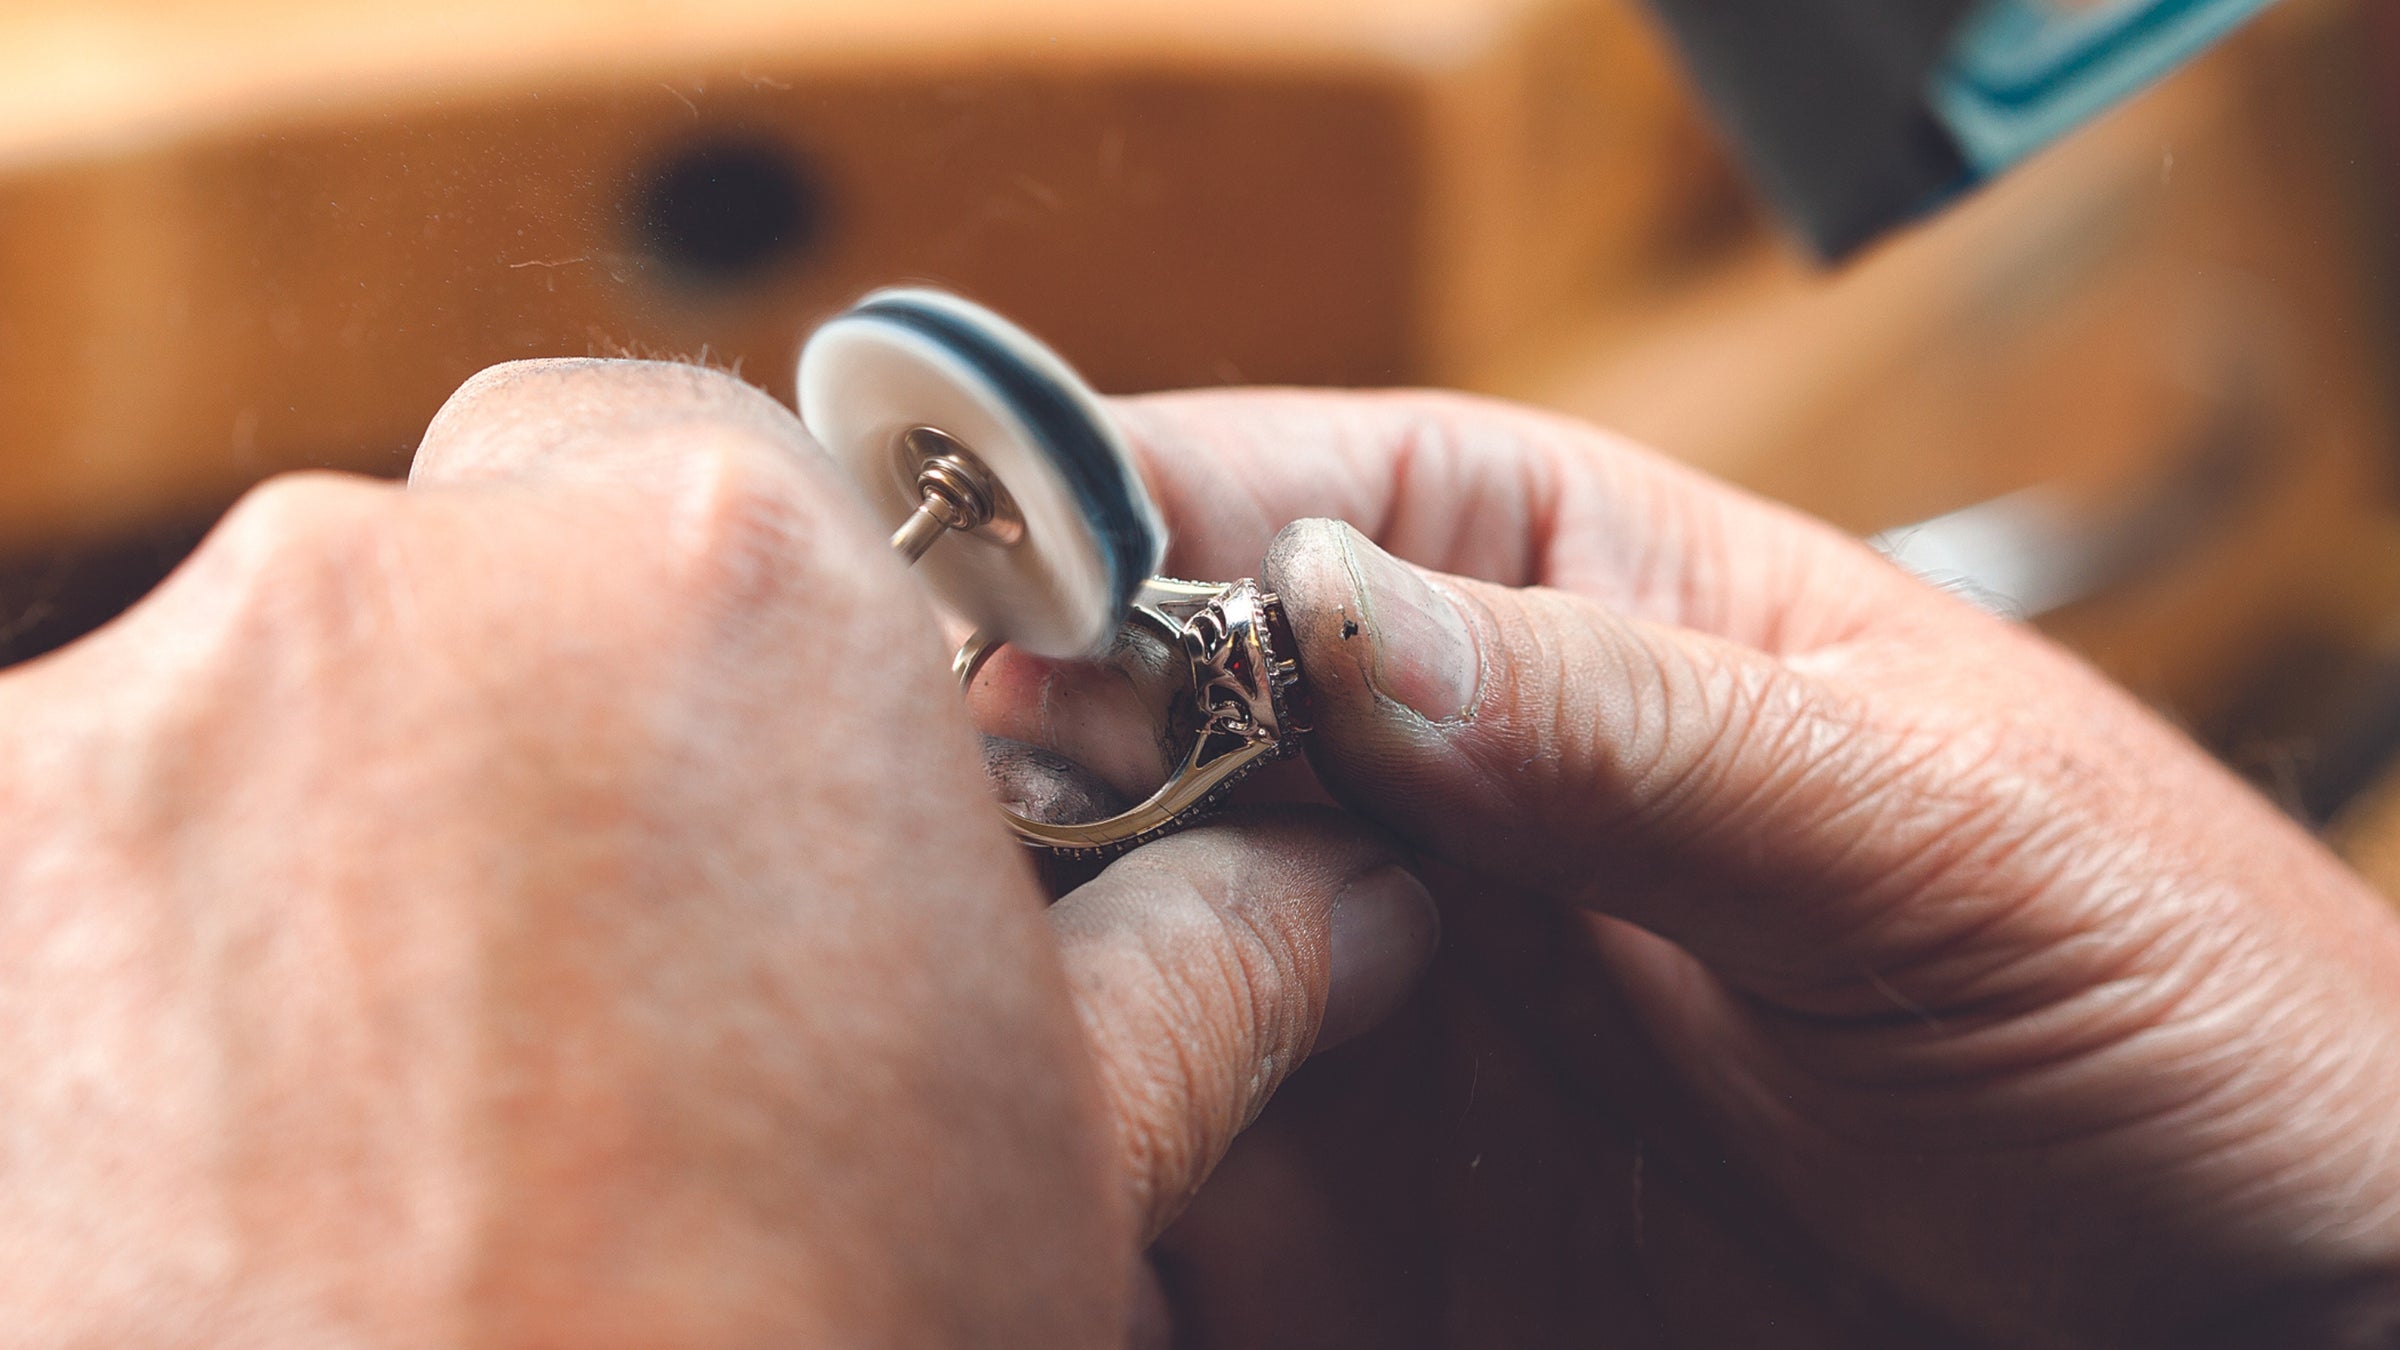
[1265,519,1991,986]
[1048,810,1438,1242]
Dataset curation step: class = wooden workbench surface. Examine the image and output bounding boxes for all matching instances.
[0,0,1593,170]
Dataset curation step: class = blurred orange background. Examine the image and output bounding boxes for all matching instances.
[6,0,2400,880]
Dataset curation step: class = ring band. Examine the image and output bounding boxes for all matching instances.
[955,577,1308,859]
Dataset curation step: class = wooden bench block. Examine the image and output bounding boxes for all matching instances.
[0,0,1720,554]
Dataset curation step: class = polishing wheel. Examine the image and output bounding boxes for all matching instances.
[798,288,1165,660]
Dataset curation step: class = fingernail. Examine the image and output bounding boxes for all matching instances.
[1335,527,1480,722]
[1320,865,1440,1051]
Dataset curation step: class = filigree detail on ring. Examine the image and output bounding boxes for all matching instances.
[955,576,1312,859]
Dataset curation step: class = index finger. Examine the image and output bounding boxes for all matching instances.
[1112,388,1919,651]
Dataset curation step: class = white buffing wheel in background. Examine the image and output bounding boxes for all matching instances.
[797,287,1166,660]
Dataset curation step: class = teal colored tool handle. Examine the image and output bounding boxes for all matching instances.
[1936,0,2279,180]
[1637,0,2280,255]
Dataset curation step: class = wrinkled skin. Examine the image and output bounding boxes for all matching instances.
[0,362,1438,1346]
[1107,390,2400,1350]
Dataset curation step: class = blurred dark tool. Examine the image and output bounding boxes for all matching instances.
[1642,0,2279,255]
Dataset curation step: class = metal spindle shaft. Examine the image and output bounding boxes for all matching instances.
[891,501,951,563]
[887,445,1005,566]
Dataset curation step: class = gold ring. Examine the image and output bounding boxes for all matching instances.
[956,577,1308,859]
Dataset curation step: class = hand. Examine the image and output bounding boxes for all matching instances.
[1111,389,2400,1349]
[0,361,1436,1345]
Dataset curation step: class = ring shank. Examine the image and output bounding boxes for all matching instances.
[954,578,1299,860]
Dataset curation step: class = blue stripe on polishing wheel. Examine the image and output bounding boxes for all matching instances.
[848,296,1158,633]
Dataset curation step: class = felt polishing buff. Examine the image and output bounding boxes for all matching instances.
[799,288,1166,660]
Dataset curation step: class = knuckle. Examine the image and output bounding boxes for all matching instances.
[148,472,406,689]
[1086,869,1309,1231]
[412,359,599,481]
[445,355,588,407]
[437,356,770,424]
[416,357,813,486]
[1107,1045,1209,1230]
[649,430,916,646]
[204,471,396,584]
[1607,628,1789,824]
[654,433,828,595]
[433,356,731,423]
